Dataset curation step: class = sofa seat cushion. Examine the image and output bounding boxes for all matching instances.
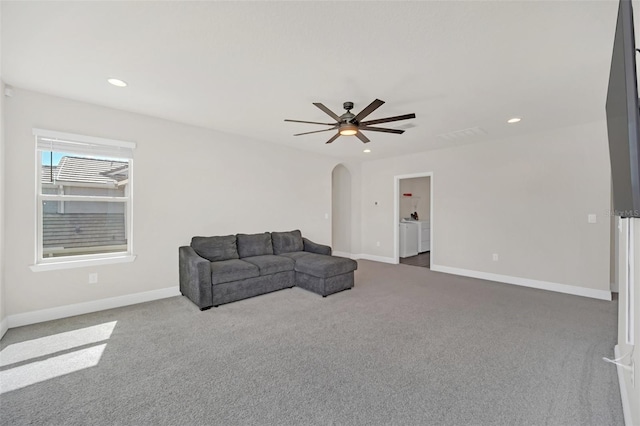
[279,251,312,261]
[243,255,295,276]
[271,230,304,254]
[289,253,358,279]
[237,232,274,258]
[192,235,239,262]
[210,259,259,285]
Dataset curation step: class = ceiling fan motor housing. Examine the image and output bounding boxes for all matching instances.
[340,111,356,123]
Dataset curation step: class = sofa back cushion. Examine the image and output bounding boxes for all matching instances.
[271,230,304,255]
[237,232,273,258]
[191,235,239,262]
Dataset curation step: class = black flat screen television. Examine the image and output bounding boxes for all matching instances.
[606,0,640,218]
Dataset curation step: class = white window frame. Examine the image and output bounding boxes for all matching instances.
[625,218,635,345]
[31,129,136,272]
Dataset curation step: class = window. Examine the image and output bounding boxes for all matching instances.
[32,129,136,270]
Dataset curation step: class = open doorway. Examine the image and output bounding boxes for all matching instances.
[394,173,432,268]
[331,164,352,256]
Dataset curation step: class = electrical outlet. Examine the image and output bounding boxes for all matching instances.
[588,214,597,224]
[492,253,499,261]
[324,213,329,219]
[89,273,98,284]
[376,241,380,247]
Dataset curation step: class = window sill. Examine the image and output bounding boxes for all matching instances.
[30,255,137,272]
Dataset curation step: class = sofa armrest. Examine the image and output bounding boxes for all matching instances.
[302,238,332,256]
[179,246,213,310]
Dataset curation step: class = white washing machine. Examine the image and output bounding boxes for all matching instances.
[399,221,419,258]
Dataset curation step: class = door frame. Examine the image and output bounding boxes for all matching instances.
[393,172,434,264]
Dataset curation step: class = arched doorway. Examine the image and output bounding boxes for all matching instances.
[331,164,352,256]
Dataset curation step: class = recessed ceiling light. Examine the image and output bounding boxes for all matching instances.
[507,117,521,124]
[107,78,128,87]
[363,149,371,153]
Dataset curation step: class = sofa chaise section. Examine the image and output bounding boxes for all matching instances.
[283,252,357,297]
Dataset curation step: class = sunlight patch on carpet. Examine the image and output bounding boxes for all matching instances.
[0,321,117,394]
[0,321,116,367]
[0,344,107,393]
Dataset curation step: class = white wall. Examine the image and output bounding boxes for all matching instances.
[348,162,363,257]
[360,121,612,294]
[399,176,430,221]
[0,78,6,337]
[3,88,337,319]
[0,1,7,337]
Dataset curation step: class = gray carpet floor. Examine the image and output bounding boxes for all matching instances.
[0,260,623,426]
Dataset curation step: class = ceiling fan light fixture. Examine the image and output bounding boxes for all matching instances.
[339,124,358,136]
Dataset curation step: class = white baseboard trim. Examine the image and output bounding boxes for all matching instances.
[331,251,397,264]
[6,286,181,329]
[614,345,633,426]
[0,317,8,339]
[332,251,355,259]
[430,264,612,301]
[354,253,396,264]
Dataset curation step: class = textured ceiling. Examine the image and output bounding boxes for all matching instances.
[1,1,623,160]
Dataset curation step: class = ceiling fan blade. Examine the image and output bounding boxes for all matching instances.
[285,119,335,126]
[313,103,341,121]
[353,99,385,123]
[360,126,405,134]
[325,133,341,144]
[360,113,416,126]
[355,132,370,144]
[293,128,337,136]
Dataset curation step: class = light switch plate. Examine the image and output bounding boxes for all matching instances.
[588,214,597,224]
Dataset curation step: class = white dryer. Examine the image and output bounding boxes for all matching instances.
[416,220,430,252]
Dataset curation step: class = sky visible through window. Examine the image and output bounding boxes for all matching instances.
[42,152,65,166]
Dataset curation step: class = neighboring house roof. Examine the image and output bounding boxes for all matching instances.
[42,156,128,186]
[100,164,129,183]
[41,165,58,184]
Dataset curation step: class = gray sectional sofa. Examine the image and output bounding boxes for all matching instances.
[179,230,357,310]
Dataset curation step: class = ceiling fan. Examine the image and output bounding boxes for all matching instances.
[285,99,416,144]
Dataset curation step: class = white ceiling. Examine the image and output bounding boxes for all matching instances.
[1,1,622,160]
